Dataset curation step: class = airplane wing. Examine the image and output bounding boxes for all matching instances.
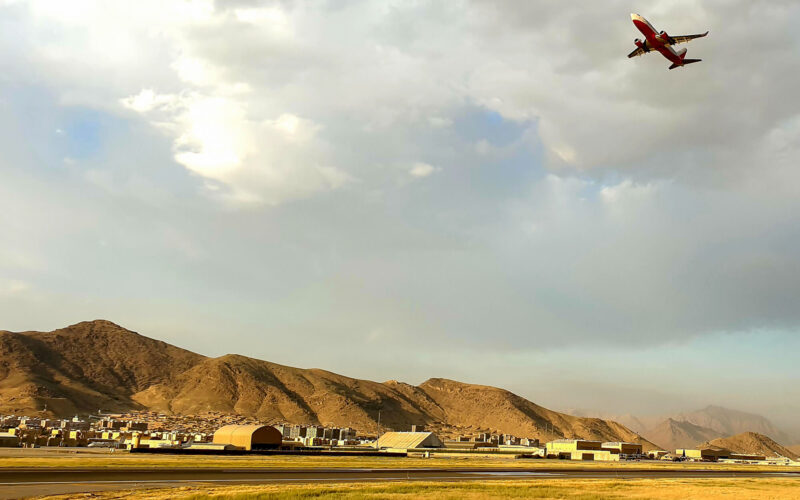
[627,47,645,58]
[671,31,709,45]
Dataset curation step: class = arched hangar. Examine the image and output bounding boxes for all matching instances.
[212,425,282,451]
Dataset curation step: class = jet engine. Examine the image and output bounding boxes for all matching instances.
[634,38,649,52]
[659,30,676,44]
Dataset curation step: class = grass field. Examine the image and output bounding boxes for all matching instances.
[0,451,797,472]
[34,478,800,499]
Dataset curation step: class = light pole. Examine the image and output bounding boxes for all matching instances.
[375,410,381,449]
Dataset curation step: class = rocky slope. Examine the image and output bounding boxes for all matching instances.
[673,406,792,445]
[644,418,723,451]
[0,320,202,416]
[0,320,657,447]
[699,432,798,460]
[566,406,797,450]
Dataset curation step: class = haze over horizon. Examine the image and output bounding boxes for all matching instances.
[2,1,799,432]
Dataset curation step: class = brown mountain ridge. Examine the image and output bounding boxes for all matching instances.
[699,432,798,460]
[0,320,657,448]
[644,418,724,451]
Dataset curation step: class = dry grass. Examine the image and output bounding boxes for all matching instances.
[35,478,800,500]
[0,453,797,472]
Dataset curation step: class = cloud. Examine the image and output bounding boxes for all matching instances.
[0,280,31,297]
[4,0,800,332]
[408,162,438,178]
[122,89,350,205]
[2,0,800,421]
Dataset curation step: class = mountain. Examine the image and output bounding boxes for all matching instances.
[0,320,657,447]
[566,405,797,450]
[673,406,793,445]
[699,432,798,460]
[0,320,202,416]
[643,418,723,451]
[562,409,662,436]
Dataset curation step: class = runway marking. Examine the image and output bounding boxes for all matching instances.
[463,472,562,476]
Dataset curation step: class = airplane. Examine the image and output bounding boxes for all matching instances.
[628,13,708,69]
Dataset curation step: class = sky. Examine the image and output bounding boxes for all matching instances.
[1,0,800,432]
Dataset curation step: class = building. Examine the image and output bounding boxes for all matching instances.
[725,453,767,462]
[675,447,731,461]
[602,442,643,456]
[377,431,444,450]
[186,443,239,451]
[546,439,602,458]
[212,425,282,451]
[339,427,356,440]
[305,426,325,439]
[287,425,306,439]
[0,433,19,448]
[546,439,619,461]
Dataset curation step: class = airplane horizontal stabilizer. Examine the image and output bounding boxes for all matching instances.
[669,59,701,70]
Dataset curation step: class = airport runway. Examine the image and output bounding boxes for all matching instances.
[1,467,799,499]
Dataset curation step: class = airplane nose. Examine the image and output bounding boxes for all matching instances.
[630,13,640,20]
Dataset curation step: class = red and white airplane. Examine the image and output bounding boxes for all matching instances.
[628,13,708,69]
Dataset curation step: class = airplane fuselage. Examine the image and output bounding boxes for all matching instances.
[631,13,688,67]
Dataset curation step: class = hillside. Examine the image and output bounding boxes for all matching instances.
[699,432,798,460]
[643,418,723,451]
[0,320,657,446]
[673,406,792,445]
[417,379,655,446]
[0,320,203,416]
[563,409,661,435]
[565,406,797,450]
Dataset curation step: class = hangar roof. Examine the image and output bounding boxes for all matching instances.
[377,431,443,449]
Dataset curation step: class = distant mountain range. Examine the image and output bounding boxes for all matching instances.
[566,405,797,450]
[645,418,725,452]
[0,320,656,448]
[699,432,798,460]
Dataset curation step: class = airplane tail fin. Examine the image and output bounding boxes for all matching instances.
[669,59,701,70]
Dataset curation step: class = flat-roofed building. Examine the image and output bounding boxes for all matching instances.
[377,431,444,450]
[306,426,324,439]
[187,443,239,451]
[602,442,643,455]
[0,433,19,448]
[546,439,602,458]
[727,453,767,461]
[520,438,539,447]
[571,449,620,461]
[676,447,731,461]
[213,425,282,451]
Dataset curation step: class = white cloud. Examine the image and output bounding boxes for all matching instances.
[171,57,219,87]
[0,280,30,296]
[428,116,453,128]
[600,179,657,205]
[3,1,800,421]
[409,162,438,178]
[121,88,348,205]
[474,139,491,155]
[121,89,176,113]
